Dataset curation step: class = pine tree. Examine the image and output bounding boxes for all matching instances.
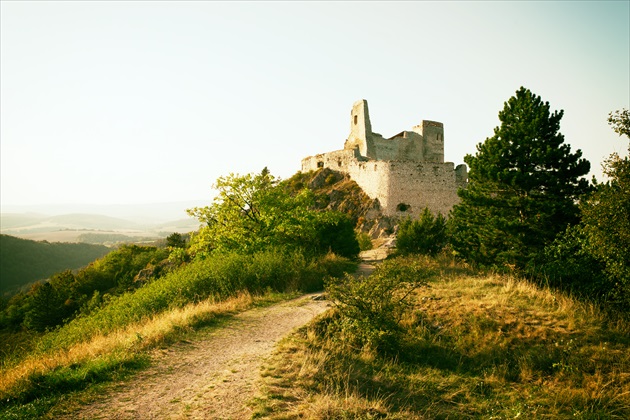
[451,87,591,268]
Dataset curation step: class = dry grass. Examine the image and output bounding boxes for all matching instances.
[0,292,257,400]
[254,258,630,418]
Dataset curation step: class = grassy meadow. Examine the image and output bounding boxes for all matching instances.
[254,255,630,419]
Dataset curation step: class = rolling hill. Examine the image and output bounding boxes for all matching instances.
[0,234,111,294]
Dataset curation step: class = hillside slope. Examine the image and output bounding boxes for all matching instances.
[256,256,630,418]
[0,235,110,294]
[285,168,396,238]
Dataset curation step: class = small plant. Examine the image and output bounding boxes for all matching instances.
[326,256,437,355]
[356,231,373,251]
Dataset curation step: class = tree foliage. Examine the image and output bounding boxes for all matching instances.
[396,208,448,256]
[187,168,359,258]
[538,109,630,310]
[608,109,630,138]
[0,235,110,294]
[450,87,591,268]
[0,245,169,332]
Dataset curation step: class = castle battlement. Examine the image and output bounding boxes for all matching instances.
[301,100,467,217]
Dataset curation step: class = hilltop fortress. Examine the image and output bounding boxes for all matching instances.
[301,100,467,217]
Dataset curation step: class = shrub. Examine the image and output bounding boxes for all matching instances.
[396,208,447,256]
[325,256,437,355]
[356,231,373,251]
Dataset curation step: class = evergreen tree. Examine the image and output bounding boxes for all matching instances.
[451,87,591,268]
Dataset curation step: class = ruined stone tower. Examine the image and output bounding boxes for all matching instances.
[302,99,467,217]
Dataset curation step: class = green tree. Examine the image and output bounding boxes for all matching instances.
[166,232,187,249]
[608,108,630,137]
[580,109,630,307]
[313,211,360,258]
[23,271,75,331]
[451,87,591,268]
[396,208,447,256]
[187,168,359,258]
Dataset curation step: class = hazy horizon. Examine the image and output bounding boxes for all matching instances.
[2,1,628,208]
[0,200,209,224]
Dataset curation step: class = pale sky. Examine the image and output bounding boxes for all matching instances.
[1,1,629,209]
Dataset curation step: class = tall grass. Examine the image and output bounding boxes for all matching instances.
[0,249,355,411]
[31,249,342,354]
[255,255,630,418]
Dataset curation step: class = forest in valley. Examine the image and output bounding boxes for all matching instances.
[0,235,110,294]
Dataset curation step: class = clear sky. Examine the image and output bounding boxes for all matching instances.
[1,1,628,210]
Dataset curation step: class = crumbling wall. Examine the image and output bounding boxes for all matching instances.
[381,161,461,217]
[301,99,466,219]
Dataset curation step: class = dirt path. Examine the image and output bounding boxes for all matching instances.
[64,254,382,420]
[65,294,331,420]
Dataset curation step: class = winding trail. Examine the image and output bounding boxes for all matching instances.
[65,294,330,420]
[65,259,379,419]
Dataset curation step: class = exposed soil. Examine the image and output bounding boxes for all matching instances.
[63,294,331,420]
[63,259,379,420]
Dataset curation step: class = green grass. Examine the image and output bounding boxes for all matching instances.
[0,250,355,417]
[254,255,630,419]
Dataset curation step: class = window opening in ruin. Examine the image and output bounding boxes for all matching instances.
[354,115,358,125]
[317,161,324,168]
[397,203,411,212]
[337,159,342,167]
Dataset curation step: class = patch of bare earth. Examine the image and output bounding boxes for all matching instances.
[64,294,330,420]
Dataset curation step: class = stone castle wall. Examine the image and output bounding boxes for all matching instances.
[301,100,467,217]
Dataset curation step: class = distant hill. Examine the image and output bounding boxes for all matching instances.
[1,213,142,232]
[0,234,111,294]
[0,212,201,244]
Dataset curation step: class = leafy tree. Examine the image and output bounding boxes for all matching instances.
[608,108,630,137]
[23,271,76,331]
[313,211,360,258]
[538,109,630,310]
[187,168,359,258]
[396,208,447,256]
[166,232,187,249]
[450,87,591,268]
[580,109,630,307]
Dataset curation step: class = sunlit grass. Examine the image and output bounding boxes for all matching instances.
[0,248,355,418]
[0,292,260,402]
[255,256,630,418]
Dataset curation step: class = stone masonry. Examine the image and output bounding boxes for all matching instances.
[301,100,467,217]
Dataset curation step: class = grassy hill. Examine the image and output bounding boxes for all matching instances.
[0,235,110,294]
[255,256,630,418]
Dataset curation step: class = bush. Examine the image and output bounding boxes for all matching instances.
[314,212,360,258]
[535,225,608,300]
[325,256,437,355]
[356,231,373,251]
[396,208,447,256]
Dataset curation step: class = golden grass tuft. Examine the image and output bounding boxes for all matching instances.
[0,292,254,399]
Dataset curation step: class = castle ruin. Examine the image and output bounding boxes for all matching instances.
[301,100,467,217]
